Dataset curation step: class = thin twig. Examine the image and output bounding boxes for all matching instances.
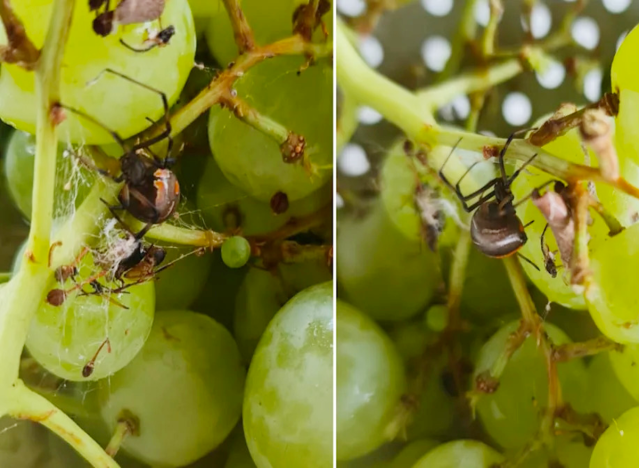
[552,336,622,362]
[0,0,40,68]
[221,0,255,55]
[149,35,332,142]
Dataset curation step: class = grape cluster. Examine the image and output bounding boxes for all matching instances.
[0,0,332,466]
[337,17,639,468]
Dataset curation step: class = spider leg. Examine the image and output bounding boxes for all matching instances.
[90,69,172,159]
[517,252,540,271]
[507,153,539,186]
[57,104,127,152]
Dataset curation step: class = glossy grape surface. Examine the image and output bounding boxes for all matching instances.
[337,299,406,460]
[590,406,639,468]
[412,440,504,468]
[100,310,245,467]
[0,0,196,144]
[243,282,333,468]
[25,252,155,382]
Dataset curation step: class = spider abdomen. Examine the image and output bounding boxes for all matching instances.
[470,202,527,258]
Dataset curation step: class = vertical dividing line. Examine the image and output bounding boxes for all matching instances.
[332,3,338,467]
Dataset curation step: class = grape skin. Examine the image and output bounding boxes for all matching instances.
[208,56,333,203]
[0,0,196,144]
[4,130,94,219]
[590,406,639,468]
[243,282,333,468]
[222,236,252,269]
[196,157,331,236]
[337,299,407,460]
[474,321,589,450]
[412,440,504,468]
[588,224,639,343]
[25,252,155,382]
[99,310,245,467]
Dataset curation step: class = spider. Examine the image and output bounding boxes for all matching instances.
[438,131,544,269]
[56,68,180,240]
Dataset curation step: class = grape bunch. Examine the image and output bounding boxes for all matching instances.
[0,0,332,467]
[337,4,639,468]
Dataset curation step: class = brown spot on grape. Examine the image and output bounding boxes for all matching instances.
[46,289,67,306]
[483,145,500,160]
[270,192,289,215]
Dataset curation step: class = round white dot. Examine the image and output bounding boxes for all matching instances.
[336,0,366,17]
[584,69,603,102]
[603,0,631,13]
[421,36,452,72]
[525,3,552,39]
[357,106,383,125]
[535,60,565,89]
[359,35,384,68]
[571,17,600,50]
[438,103,455,121]
[475,0,490,27]
[421,0,454,17]
[502,92,532,126]
[338,144,371,176]
[451,95,470,119]
[617,30,628,51]
[336,193,345,209]
[479,130,497,137]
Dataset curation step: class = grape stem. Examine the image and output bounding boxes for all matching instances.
[257,241,332,266]
[437,0,478,81]
[249,203,332,243]
[148,35,332,144]
[9,381,119,468]
[219,92,308,166]
[551,336,622,362]
[0,0,40,69]
[336,20,639,202]
[221,0,256,55]
[503,256,562,455]
[481,0,503,57]
[128,218,229,248]
[0,1,123,466]
[570,183,593,292]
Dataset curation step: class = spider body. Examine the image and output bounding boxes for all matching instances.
[439,131,539,266]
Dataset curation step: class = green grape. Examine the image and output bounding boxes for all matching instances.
[0,0,195,144]
[208,55,332,203]
[4,130,94,219]
[187,0,223,36]
[386,319,455,440]
[380,143,461,249]
[587,352,637,423]
[388,439,439,468]
[412,440,504,468]
[424,304,448,332]
[588,224,639,343]
[337,299,407,460]
[206,0,332,66]
[277,258,332,294]
[154,245,213,311]
[99,310,245,467]
[244,282,333,468]
[387,318,435,362]
[222,236,252,268]
[515,438,592,468]
[25,251,155,382]
[337,443,401,468]
[474,320,589,450]
[225,432,257,468]
[337,201,439,321]
[234,267,289,362]
[590,406,639,468]
[192,250,249,331]
[609,341,639,400]
[613,23,639,166]
[456,247,519,319]
[196,157,331,236]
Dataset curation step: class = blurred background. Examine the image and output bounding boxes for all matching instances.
[336,0,639,189]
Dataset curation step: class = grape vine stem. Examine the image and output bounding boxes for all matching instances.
[336,20,639,201]
[150,35,332,144]
[221,0,255,55]
[0,1,120,466]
